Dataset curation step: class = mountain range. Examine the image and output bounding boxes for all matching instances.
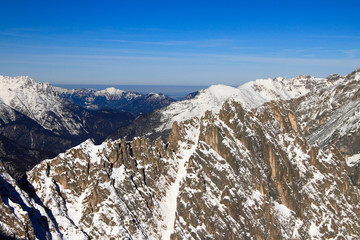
[0,76,174,179]
[0,68,360,239]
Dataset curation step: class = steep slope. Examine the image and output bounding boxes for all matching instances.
[172,100,359,239]
[288,70,359,149]
[2,97,359,239]
[110,74,343,141]
[0,75,140,137]
[238,74,343,104]
[1,70,360,239]
[0,105,134,179]
[287,68,360,186]
[0,75,175,140]
[0,162,60,239]
[0,100,72,178]
[0,75,84,136]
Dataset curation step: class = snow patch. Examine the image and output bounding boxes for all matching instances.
[347,153,360,167]
[94,87,125,98]
[160,121,200,240]
[111,165,127,182]
[273,202,292,222]
[309,222,321,238]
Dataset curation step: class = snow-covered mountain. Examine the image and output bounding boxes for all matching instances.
[110,73,343,141]
[1,69,360,239]
[0,75,98,136]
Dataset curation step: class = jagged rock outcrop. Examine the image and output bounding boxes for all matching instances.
[0,162,55,240]
[288,69,359,151]
[172,100,359,239]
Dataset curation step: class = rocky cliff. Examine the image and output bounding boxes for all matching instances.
[288,68,360,187]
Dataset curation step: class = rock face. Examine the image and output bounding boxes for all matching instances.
[288,68,360,186]
[172,100,359,239]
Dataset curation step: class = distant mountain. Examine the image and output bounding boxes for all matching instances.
[56,86,175,116]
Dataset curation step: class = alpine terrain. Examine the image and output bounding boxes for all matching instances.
[0,68,360,239]
[0,76,174,179]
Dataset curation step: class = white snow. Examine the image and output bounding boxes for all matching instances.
[245,190,263,207]
[273,202,292,222]
[307,100,360,147]
[94,87,125,99]
[111,165,127,182]
[160,120,200,240]
[0,75,87,134]
[353,72,360,81]
[66,188,89,225]
[2,71,359,239]
[347,153,360,167]
[309,222,321,238]
[75,139,107,164]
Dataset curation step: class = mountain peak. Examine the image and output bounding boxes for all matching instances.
[95,87,125,97]
[346,68,360,81]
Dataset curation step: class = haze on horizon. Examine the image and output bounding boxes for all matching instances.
[0,0,359,86]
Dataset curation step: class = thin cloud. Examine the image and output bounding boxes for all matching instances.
[342,49,360,58]
[0,28,43,37]
[0,31,30,38]
[316,34,360,40]
[2,51,359,67]
[101,39,241,47]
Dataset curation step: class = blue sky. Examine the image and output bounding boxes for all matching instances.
[0,0,359,85]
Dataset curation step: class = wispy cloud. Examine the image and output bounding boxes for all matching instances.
[100,39,241,48]
[342,49,360,58]
[2,51,359,68]
[316,34,360,40]
[0,28,43,37]
[0,31,30,38]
